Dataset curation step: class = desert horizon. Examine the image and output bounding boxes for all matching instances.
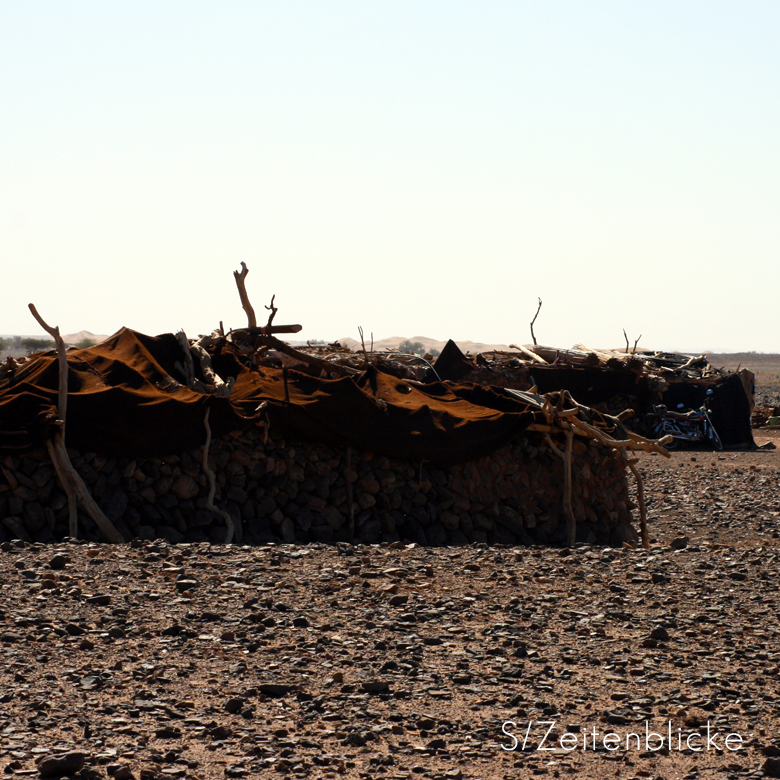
[2,328,779,363]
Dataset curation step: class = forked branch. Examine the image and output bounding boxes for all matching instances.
[264,294,278,331]
[28,303,124,543]
[29,304,67,427]
[623,329,642,355]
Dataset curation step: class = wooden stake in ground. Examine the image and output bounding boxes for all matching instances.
[625,456,650,549]
[28,303,125,543]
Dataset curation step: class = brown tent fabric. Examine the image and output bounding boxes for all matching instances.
[0,328,258,456]
[0,328,537,463]
[230,364,536,463]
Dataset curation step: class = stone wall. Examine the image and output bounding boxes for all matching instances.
[0,425,637,547]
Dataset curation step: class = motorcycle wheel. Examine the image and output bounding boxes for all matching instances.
[709,428,723,451]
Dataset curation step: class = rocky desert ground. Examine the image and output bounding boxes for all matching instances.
[2,355,780,780]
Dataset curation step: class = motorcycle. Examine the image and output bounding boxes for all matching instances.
[648,396,723,451]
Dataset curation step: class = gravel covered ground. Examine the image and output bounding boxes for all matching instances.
[3,439,780,779]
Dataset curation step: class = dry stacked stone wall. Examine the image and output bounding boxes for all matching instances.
[0,425,637,547]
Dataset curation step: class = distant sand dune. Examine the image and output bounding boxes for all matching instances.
[335,335,520,355]
[61,330,111,346]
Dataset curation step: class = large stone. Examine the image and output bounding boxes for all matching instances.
[7,495,23,516]
[323,507,345,531]
[157,525,184,544]
[23,501,47,532]
[2,517,32,543]
[280,517,296,543]
[172,475,199,500]
[400,517,427,546]
[361,518,382,543]
[38,752,85,778]
[99,489,128,521]
[310,525,335,543]
[424,522,447,547]
[609,523,639,547]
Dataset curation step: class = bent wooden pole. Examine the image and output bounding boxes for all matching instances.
[46,438,126,543]
[233,262,257,328]
[28,304,77,537]
[29,303,125,543]
[625,456,650,549]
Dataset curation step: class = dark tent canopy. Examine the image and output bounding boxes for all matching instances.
[0,328,537,463]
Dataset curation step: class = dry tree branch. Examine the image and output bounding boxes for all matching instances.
[191,341,234,397]
[46,438,126,543]
[29,303,124,543]
[264,294,278,331]
[358,326,370,368]
[176,330,233,397]
[202,408,235,544]
[530,298,542,346]
[231,331,359,377]
[509,343,549,364]
[623,330,643,355]
[29,303,77,538]
[567,415,670,456]
[28,304,68,429]
[193,331,234,397]
[176,330,197,387]
[233,262,257,328]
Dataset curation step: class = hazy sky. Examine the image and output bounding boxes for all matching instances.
[2,2,778,351]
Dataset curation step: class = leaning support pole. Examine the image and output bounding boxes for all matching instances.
[46,438,126,543]
[28,303,125,543]
[202,408,235,544]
